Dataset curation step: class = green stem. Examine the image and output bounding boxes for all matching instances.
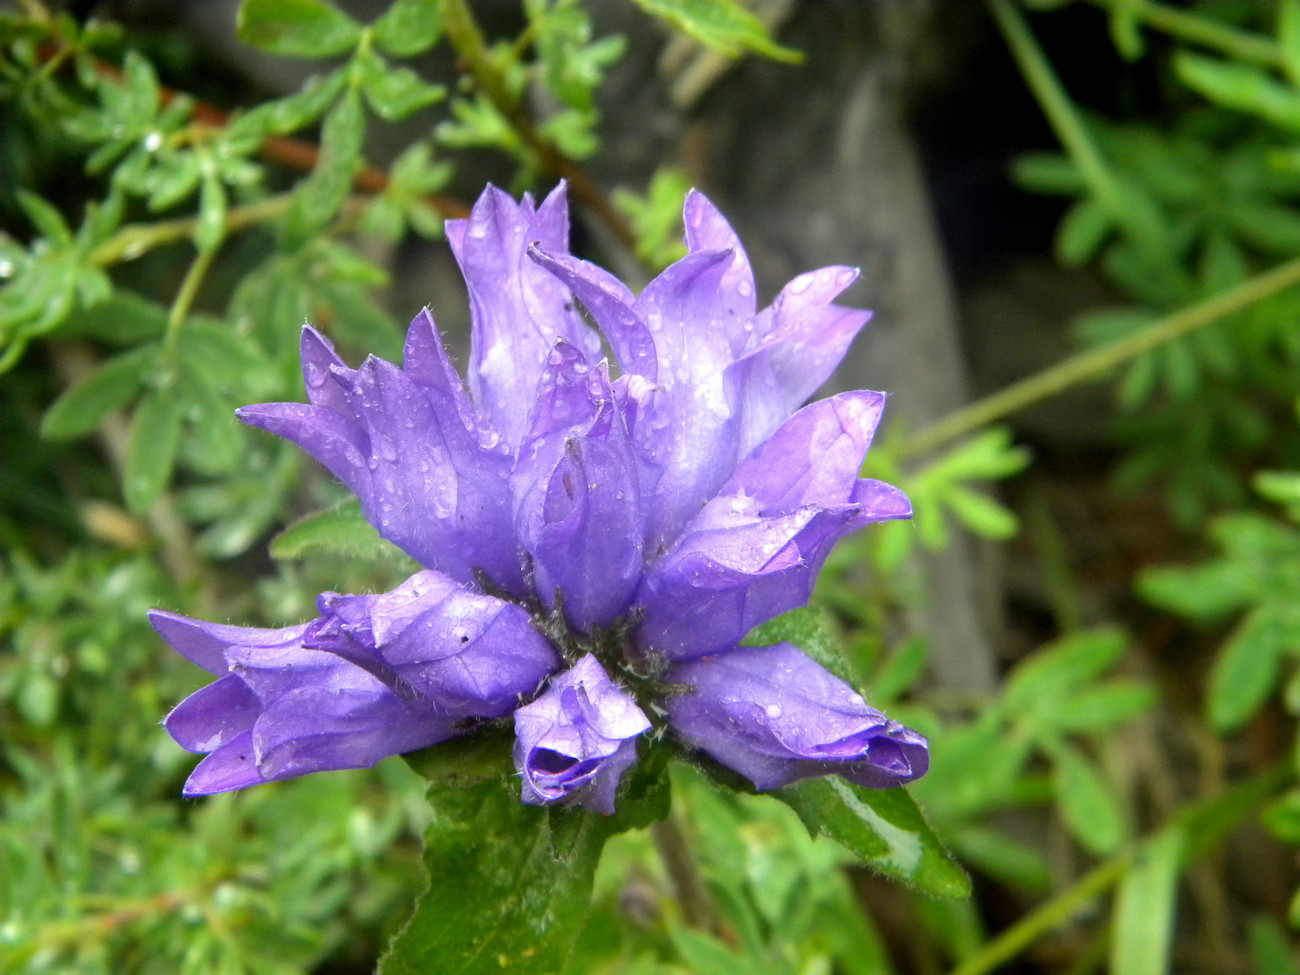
[440,0,636,250]
[950,852,1133,975]
[947,763,1289,975]
[163,244,218,359]
[89,193,292,268]
[989,0,1129,226]
[1085,0,1281,66]
[900,253,1300,457]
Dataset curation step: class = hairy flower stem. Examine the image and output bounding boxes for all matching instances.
[901,252,1300,458]
[440,0,636,251]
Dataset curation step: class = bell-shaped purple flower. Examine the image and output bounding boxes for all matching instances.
[157,183,929,805]
[664,643,929,791]
[154,571,559,794]
[635,391,911,661]
[513,655,651,814]
[302,569,559,716]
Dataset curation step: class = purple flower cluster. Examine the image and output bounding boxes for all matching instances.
[153,185,928,811]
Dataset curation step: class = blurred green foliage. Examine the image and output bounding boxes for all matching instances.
[3,0,1300,973]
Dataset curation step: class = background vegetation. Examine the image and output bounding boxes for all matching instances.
[2,0,1299,972]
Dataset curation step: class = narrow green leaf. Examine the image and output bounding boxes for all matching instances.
[1175,52,1300,130]
[627,0,803,63]
[1249,915,1300,975]
[356,50,444,121]
[1056,197,1112,266]
[869,636,929,706]
[1049,740,1128,856]
[1207,606,1289,733]
[1011,152,1085,196]
[16,191,72,244]
[237,0,362,57]
[1037,681,1155,734]
[284,89,365,241]
[774,777,970,899]
[124,387,182,512]
[269,498,405,561]
[41,344,155,439]
[1110,827,1184,975]
[228,70,349,140]
[1281,0,1300,88]
[178,318,277,397]
[378,777,613,975]
[195,168,227,253]
[372,0,443,57]
[1003,629,1127,714]
[177,362,245,474]
[944,485,1020,540]
[63,290,167,345]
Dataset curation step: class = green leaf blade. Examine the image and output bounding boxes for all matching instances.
[774,777,970,899]
[628,0,803,63]
[237,0,362,57]
[378,779,612,975]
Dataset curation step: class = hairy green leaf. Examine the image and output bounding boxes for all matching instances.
[774,778,970,899]
[379,778,613,975]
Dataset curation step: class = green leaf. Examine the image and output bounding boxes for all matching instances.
[195,167,228,253]
[124,387,182,512]
[1056,197,1112,266]
[868,636,929,706]
[176,362,245,474]
[1281,0,1300,88]
[1049,740,1128,855]
[1110,827,1183,975]
[1175,52,1300,130]
[1011,152,1085,196]
[372,0,443,57]
[356,49,444,121]
[41,344,156,439]
[16,191,72,244]
[1036,681,1155,734]
[228,70,349,140]
[378,777,613,975]
[1003,629,1128,715]
[773,778,970,899]
[237,0,362,57]
[627,0,803,63]
[269,498,406,561]
[1207,606,1291,733]
[284,89,365,241]
[1248,915,1300,975]
[943,485,1020,540]
[62,290,167,346]
[744,604,862,687]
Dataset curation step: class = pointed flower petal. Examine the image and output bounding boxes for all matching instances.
[665,643,929,790]
[513,655,651,814]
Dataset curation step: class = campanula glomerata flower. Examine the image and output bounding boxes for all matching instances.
[153,184,928,810]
